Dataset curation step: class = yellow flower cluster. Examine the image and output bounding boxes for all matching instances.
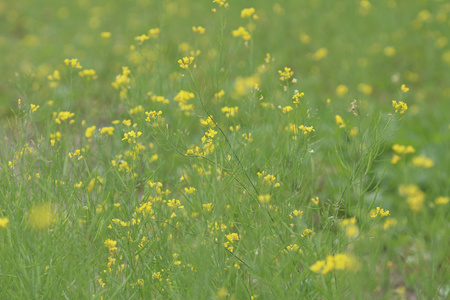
[292,91,304,103]
[145,110,163,122]
[100,127,114,135]
[54,111,75,124]
[336,84,348,97]
[213,0,228,8]
[298,125,315,134]
[241,8,255,18]
[47,70,60,88]
[399,184,425,211]
[64,58,82,68]
[178,56,195,69]
[411,155,434,168]
[312,47,328,61]
[392,100,408,114]
[435,196,449,205]
[232,27,251,41]
[134,28,160,44]
[391,144,415,164]
[285,244,302,253]
[258,194,271,203]
[0,217,9,228]
[223,232,239,252]
[370,207,390,218]
[310,253,360,274]
[79,69,98,80]
[29,203,57,230]
[278,67,293,81]
[221,106,238,118]
[341,218,359,237]
[392,144,415,154]
[282,106,293,113]
[122,130,142,144]
[112,66,131,99]
[289,210,303,218]
[192,26,205,34]
[335,115,346,128]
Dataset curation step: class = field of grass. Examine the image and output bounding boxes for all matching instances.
[1,0,449,299]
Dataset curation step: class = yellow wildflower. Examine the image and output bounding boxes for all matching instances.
[64,58,82,69]
[101,32,111,38]
[100,127,114,135]
[258,194,271,203]
[241,8,255,18]
[0,217,9,228]
[335,115,345,128]
[178,56,195,69]
[411,155,434,168]
[392,100,408,114]
[278,67,293,81]
[29,203,56,230]
[336,85,348,97]
[85,126,96,138]
[192,26,206,34]
[312,48,328,61]
[232,27,251,40]
[435,196,449,205]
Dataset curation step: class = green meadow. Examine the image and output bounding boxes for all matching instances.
[1,0,449,299]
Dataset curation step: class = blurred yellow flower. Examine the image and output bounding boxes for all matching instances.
[0,217,9,228]
[29,203,56,230]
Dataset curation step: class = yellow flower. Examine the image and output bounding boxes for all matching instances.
[241,8,255,18]
[383,218,398,230]
[278,67,293,81]
[258,194,271,203]
[225,233,239,242]
[336,85,348,97]
[335,115,345,128]
[178,56,195,69]
[384,46,396,57]
[202,203,213,212]
[401,84,409,92]
[30,104,39,113]
[135,34,149,44]
[435,196,449,205]
[411,155,434,168]
[298,125,314,134]
[64,58,82,69]
[79,69,98,80]
[217,287,228,299]
[100,127,114,135]
[101,32,111,38]
[292,91,304,103]
[0,217,9,228]
[232,27,251,40]
[392,100,408,114]
[312,48,328,61]
[192,26,206,34]
[370,207,390,218]
[185,187,196,194]
[85,126,96,138]
[358,83,373,95]
[310,254,359,274]
[399,184,425,212]
[29,203,56,230]
[392,144,415,154]
[213,0,228,8]
[148,28,160,38]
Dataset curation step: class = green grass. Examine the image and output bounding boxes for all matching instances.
[1,0,449,299]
